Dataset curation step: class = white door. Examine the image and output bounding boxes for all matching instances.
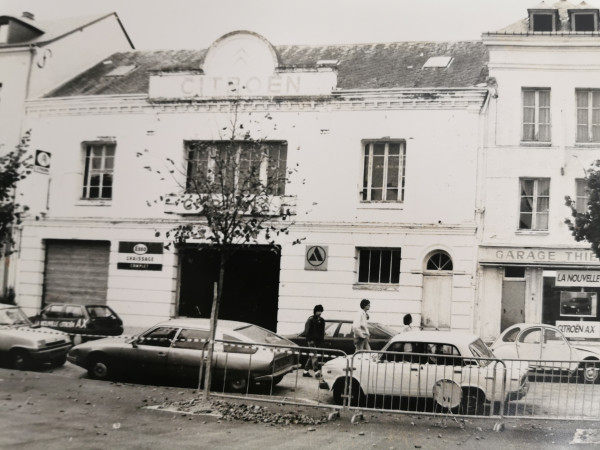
[422,274,452,329]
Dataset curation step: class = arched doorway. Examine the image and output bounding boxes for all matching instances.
[422,250,453,330]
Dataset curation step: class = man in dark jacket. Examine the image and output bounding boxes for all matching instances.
[303,304,325,378]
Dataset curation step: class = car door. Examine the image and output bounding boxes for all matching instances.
[419,343,462,398]
[38,304,64,328]
[541,327,573,371]
[121,326,178,379]
[516,327,543,364]
[371,341,420,397]
[167,328,210,383]
[62,305,85,334]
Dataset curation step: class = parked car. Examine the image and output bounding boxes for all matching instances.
[29,303,123,344]
[319,330,530,414]
[561,298,592,315]
[490,323,600,383]
[67,318,300,391]
[284,319,397,357]
[0,304,71,370]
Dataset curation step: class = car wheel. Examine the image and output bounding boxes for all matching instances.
[88,356,111,380]
[50,355,67,368]
[579,360,600,384]
[332,381,345,406]
[10,349,31,371]
[348,380,366,407]
[458,388,485,415]
[226,378,249,393]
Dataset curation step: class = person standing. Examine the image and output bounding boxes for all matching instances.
[303,304,325,378]
[352,299,371,352]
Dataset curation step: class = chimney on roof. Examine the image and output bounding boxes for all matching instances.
[21,11,35,20]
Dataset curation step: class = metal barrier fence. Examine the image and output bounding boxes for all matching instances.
[8,325,600,422]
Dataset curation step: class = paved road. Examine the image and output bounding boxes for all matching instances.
[0,366,595,449]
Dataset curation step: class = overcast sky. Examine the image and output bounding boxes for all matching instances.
[0,0,592,49]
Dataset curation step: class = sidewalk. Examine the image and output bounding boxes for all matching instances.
[0,367,594,449]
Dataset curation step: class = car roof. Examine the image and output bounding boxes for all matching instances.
[502,323,561,333]
[155,318,259,331]
[390,330,480,346]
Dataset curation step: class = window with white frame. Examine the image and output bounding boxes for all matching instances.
[82,143,115,199]
[522,89,551,143]
[186,141,287,196]
[519,178,550,231]
[576,89,600,143]
[357,248,401,284]
[361,140,406,202]
[575,178,589,214]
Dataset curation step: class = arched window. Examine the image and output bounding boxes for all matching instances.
[426,251,453,271]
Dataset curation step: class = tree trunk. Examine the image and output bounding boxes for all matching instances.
[202,250,227,402]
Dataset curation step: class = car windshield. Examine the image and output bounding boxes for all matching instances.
[86,305,116,318]
[469,338,495,366]
[234,324,291,345]
[374,323,398,337]
[0,307,31,326]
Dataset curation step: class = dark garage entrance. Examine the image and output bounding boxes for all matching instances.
[178,246,281,332]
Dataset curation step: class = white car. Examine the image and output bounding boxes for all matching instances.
[0,304,71,369]
[491,323,600,383]
[320,330,529,414]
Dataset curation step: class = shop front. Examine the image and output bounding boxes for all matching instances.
[478,246,600,342]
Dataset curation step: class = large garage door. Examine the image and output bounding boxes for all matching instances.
[43,240,110,306]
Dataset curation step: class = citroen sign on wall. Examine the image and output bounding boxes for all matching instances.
[304,245,328,271]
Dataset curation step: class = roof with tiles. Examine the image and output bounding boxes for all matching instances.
[45,40,489,98]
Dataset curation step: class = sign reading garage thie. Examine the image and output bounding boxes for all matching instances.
[117,242,163,271]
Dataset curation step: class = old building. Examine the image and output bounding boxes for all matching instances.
[19,30,489,333]
[0,11,133,299]
[478,0,600,342]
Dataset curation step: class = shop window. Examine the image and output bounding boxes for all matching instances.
[82,143,115,200]
[357,248,401,284]
[426,251,453,271]
[505,267,525,278]
[522,88,551,143]
[361,140,406,202]
[575,179,590,214]
[519,178,550,231]
[576,90,600,143]
[186,141,287,196]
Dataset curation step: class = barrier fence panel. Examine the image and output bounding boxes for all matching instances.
[197,339,348,412]
[325,350,516,419]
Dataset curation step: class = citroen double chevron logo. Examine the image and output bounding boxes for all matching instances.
[233,48,249,67]
[307,246,326,267]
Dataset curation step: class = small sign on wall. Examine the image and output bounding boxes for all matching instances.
[117,242,163,271]
[556,321,600,339]
[304,245,328,271]
[34,149,51,174]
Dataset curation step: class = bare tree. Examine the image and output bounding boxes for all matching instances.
[152,102,300,400]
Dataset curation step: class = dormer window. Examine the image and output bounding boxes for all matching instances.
[0,23,8,43]
[531,12,557,31]
[569,10,599,32]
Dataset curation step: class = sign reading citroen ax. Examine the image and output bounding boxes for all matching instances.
[149,31,337,99]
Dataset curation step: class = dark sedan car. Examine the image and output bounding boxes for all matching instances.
[29,303,123,344]
[284,319,397,357]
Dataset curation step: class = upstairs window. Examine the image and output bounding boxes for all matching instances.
[522,89,551,143]
[357,248,401,284]
[575,178,589,214]
[571,12,598,31]
[531,13,556,31]
[361,140,406,202]
[186,141,287,196]
[82,143,115,200]
[576,89,600,143]
[519,178,550,231]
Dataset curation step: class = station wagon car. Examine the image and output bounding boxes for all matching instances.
[29,303,123,344]
[68,318,300,391]
[320,330,529,414]
[491,323,600,383]
[0,304,71,370]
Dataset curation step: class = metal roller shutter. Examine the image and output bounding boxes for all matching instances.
[43,240,110,306]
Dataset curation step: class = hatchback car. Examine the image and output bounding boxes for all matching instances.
[68,318,300,391]
[491,323,600,383]
[284,319,397,356]
[0,304,71,369]
[29,303,123,343]
[320,330,529,414]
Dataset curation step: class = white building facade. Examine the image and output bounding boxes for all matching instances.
[18,30,490,333]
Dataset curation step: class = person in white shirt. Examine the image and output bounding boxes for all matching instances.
[352,299,371,352]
